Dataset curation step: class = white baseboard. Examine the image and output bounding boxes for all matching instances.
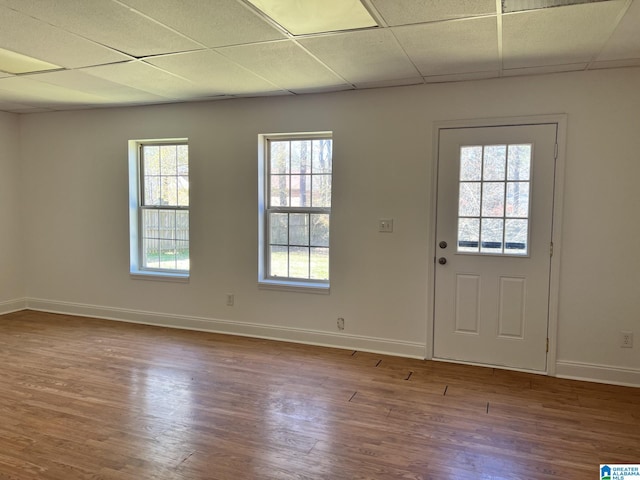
[556,360,640,388]
[0,298,27,315]
[11,298,639,387]
[25,298,427,359]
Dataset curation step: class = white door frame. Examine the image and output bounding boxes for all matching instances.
[426,114,567,376]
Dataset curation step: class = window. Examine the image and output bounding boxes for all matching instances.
[129,139,189,278]
[258,132,332,290]
[457,143,531,255]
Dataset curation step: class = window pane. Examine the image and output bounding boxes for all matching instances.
[291,140,311,174]
[481,218,504,253]
[262,134,332,284]
[144,176,161,206]
[310,247,329,280]
[507,144,531,181]
[143,238,160,268]
[458,218,479,252]
[460,146,482,181]
[289,247,309,278]
[177,175,189,207]
[159,210,175,240]
[143,209,159,238]
[175,240,190,270]
[482,182,505,217]
[506,182,530,218]
[290,175,311,207]
[177,145,188,175]
[270,141,289,174]
[136,142,189,274]
[270,175,290,207]
[459,182,481,217]
[143,146,160,175]
[160,145,177,175]
[270,213,288,245]
[270,246,288,277]
[505,219,528,254]
[312,139,332,173]
[312,175,331,208]
[310,214,330,247]
[161,176,178,206]
[483,145,506,180]
[175,211,189,242]
[289,213,309,246]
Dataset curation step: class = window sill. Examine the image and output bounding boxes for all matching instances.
[130,271,190,283]
[258,279,330,295]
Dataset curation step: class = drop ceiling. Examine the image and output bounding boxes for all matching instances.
[0,0,637,113]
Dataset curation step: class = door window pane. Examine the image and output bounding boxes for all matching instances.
[459,182,481,217]
[481,218,504,253]
[481,182,505,217]
[458,218,480,252]
[457,143,532,255]
[506,182,530,218]
[507,144,531,180]
[460,146,482,181]
[483,145,506,180]
[505,219,528,254]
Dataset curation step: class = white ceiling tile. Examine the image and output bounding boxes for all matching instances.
[597,0,640,62]
[217,40,348,91]
[118,0,286,47]
[370,0,496,26]
[0,6,131,68]
[298,29,421,84]
[0,0,202,57]
[80,61,213,99]
[144,50,284,95]
[27,70,168,103]
[0,76,112,107]
[502,1,628,69]
[392,17,499,76]
[0,102,52,113]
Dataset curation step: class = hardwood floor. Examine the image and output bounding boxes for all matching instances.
[0,311,638,479]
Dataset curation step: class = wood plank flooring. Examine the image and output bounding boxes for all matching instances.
[0,310,638,479]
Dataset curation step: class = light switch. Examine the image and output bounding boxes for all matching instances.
[378,219,393,233]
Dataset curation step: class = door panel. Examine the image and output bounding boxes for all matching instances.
[433,124,557,371]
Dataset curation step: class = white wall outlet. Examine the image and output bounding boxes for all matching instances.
[621,331,633,348]
[337,317,345,331]
[378,219,393,233]
[226,293,234,306]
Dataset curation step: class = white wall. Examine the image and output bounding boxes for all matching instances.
[16,67,640,385]
[0,111,24,312]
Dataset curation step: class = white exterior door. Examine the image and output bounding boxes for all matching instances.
[433,124,557,371]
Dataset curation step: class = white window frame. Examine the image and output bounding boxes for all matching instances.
[128,138,189,281]
[258,131,332,293]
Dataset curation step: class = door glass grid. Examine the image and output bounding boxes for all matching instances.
[457,144,532,255]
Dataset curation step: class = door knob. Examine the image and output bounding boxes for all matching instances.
[439,241,447,249]
[438,257,447,265]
